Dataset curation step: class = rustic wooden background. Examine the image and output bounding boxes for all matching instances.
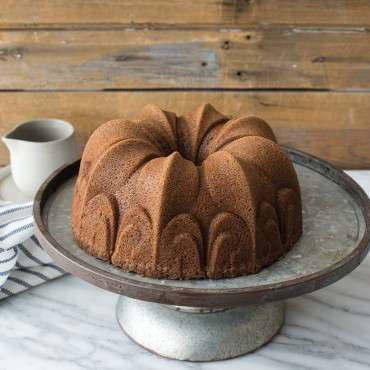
[0,0,370,168]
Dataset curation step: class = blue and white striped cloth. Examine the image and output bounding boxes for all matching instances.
[0,200,65,299]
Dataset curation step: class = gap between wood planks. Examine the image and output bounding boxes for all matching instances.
[0,25,369,32]
[3,88,370,93]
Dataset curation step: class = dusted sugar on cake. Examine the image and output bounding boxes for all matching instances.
[71,104,302,279]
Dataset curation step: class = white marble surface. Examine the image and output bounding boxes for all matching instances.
[1,170,370,370]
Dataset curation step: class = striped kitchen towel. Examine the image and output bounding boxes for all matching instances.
[0,200,65,299]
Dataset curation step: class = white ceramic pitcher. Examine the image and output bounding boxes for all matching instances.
[2,119,78,197]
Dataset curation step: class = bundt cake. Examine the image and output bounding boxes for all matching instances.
[71,104,302,279]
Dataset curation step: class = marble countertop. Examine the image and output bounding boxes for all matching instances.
[1,171,370,370]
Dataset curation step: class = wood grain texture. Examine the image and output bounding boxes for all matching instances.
[1,0,370,28]
[0,91,369,169]
[1,28,370,89]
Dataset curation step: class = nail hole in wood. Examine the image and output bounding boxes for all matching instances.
[201,61,208,67]
[312,56,326,63]
[222,40,230,49]
[245,35,251,40]
[116,55,128,62]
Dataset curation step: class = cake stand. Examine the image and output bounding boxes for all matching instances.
[33,148,370,362]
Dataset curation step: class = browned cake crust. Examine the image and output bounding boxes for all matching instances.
[71,104,302,279]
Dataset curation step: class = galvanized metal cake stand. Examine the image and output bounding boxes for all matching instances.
[34,148,370,362]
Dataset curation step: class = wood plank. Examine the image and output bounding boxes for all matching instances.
[0,91,369,169]
[1,28,370,90]
[1,1,370,28]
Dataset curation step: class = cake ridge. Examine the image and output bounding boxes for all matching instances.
[139,104,178,150]
[81,137,161,211]
[179,103,228,163]
[134,105,178,155]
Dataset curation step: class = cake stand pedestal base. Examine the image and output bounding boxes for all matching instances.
[116,296,285,361]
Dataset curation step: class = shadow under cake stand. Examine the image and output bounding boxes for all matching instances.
[33,148,370,362]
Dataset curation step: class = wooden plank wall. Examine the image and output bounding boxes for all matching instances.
[0,1,370,168]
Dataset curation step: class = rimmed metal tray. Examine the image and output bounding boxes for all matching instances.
[34,148,370,308]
